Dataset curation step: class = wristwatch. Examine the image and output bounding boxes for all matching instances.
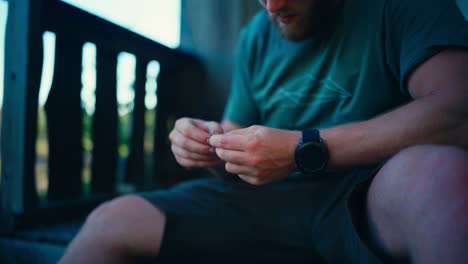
[294,128,329,175]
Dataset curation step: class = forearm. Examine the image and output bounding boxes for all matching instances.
[322,91,468,169]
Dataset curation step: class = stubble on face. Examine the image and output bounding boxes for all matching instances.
[265,0,340,42]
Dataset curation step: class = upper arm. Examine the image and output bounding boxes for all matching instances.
[383,0,468,94]
[407,48,468,99]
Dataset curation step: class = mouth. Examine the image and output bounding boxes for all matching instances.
[277,14,299,25]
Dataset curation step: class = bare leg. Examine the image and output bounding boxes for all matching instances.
[59,195,166,264]
[366,145,468,263]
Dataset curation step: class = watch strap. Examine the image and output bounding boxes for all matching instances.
[302,128,320,143]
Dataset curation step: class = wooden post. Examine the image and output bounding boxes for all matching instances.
[44,34,84,201]
[124,58,149,188]
[91,47,118,194]
[152,64,176,188]
[1,0,42,231]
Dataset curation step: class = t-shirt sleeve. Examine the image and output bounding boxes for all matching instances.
[223,27,260,127]
[384,0,468,94]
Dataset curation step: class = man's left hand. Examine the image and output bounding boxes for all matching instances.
[209,125,301,185]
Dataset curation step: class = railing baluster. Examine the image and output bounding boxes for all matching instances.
[23,33,42,211]
[1,0,203,231]
[44,35,83,201]
[1,0,42,232]
[152,64,176,188]
[91,47,118,194]
[124,58,149,188]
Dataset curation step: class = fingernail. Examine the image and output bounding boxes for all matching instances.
[208,135,217,145]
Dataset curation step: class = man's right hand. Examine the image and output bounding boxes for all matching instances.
[169,118,224,169]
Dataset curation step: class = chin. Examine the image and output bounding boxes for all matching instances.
[277,25,313,42]
[273,17,315,42]
[280,31,310,42]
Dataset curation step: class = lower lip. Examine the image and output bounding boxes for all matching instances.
[278,16,298,24]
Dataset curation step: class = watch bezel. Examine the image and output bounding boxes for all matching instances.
[294,139,329,174]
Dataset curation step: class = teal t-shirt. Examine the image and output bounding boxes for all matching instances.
[224,0,468,130]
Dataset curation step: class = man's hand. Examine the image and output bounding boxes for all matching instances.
[169,118,224,169]
[209,125,301,185]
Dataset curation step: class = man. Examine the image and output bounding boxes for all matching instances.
[60,0,468,263]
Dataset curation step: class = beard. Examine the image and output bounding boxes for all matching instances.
[272,16,314,42]
[269,1,342,42]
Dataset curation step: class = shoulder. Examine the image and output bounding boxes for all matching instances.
[233,10,275,73]
[246,11,270,33]
[237,11,271,51]
[383,0,466,18]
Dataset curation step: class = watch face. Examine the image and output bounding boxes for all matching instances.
[296,141,328,174]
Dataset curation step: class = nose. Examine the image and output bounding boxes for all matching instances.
[259,0,289,13]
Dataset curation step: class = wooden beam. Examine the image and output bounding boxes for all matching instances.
[1,0,42,232]
[15,194,114,229]
[41,0,190,66]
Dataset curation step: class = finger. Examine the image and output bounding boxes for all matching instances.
[237,174,263,186]
[175,156,220,169]
[209,134,248,151]
[215,148,249,165]
[205,121,224,135]
[175,118,211,144]
[190,118,211,132]
[172,145,220,162]
[225,162,253,175]
[170,130,213,155]
[190,119,223,136]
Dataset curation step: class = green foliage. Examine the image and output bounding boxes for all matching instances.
[2,105,157,201]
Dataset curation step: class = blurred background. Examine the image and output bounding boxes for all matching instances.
[0,1,259,262]
[0,0,259,200]
[0,0,180,200]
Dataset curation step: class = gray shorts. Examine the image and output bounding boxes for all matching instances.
[139,166,383,263]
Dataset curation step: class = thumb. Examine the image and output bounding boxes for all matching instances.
[225,127,249,135]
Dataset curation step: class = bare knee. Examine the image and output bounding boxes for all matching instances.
[371,145,468,201]
[366,145,468,259]
[391,145,468,176]
[377,145,468,205]
[83,195,166,256]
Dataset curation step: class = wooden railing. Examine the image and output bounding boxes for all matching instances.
[1,0,205,232]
